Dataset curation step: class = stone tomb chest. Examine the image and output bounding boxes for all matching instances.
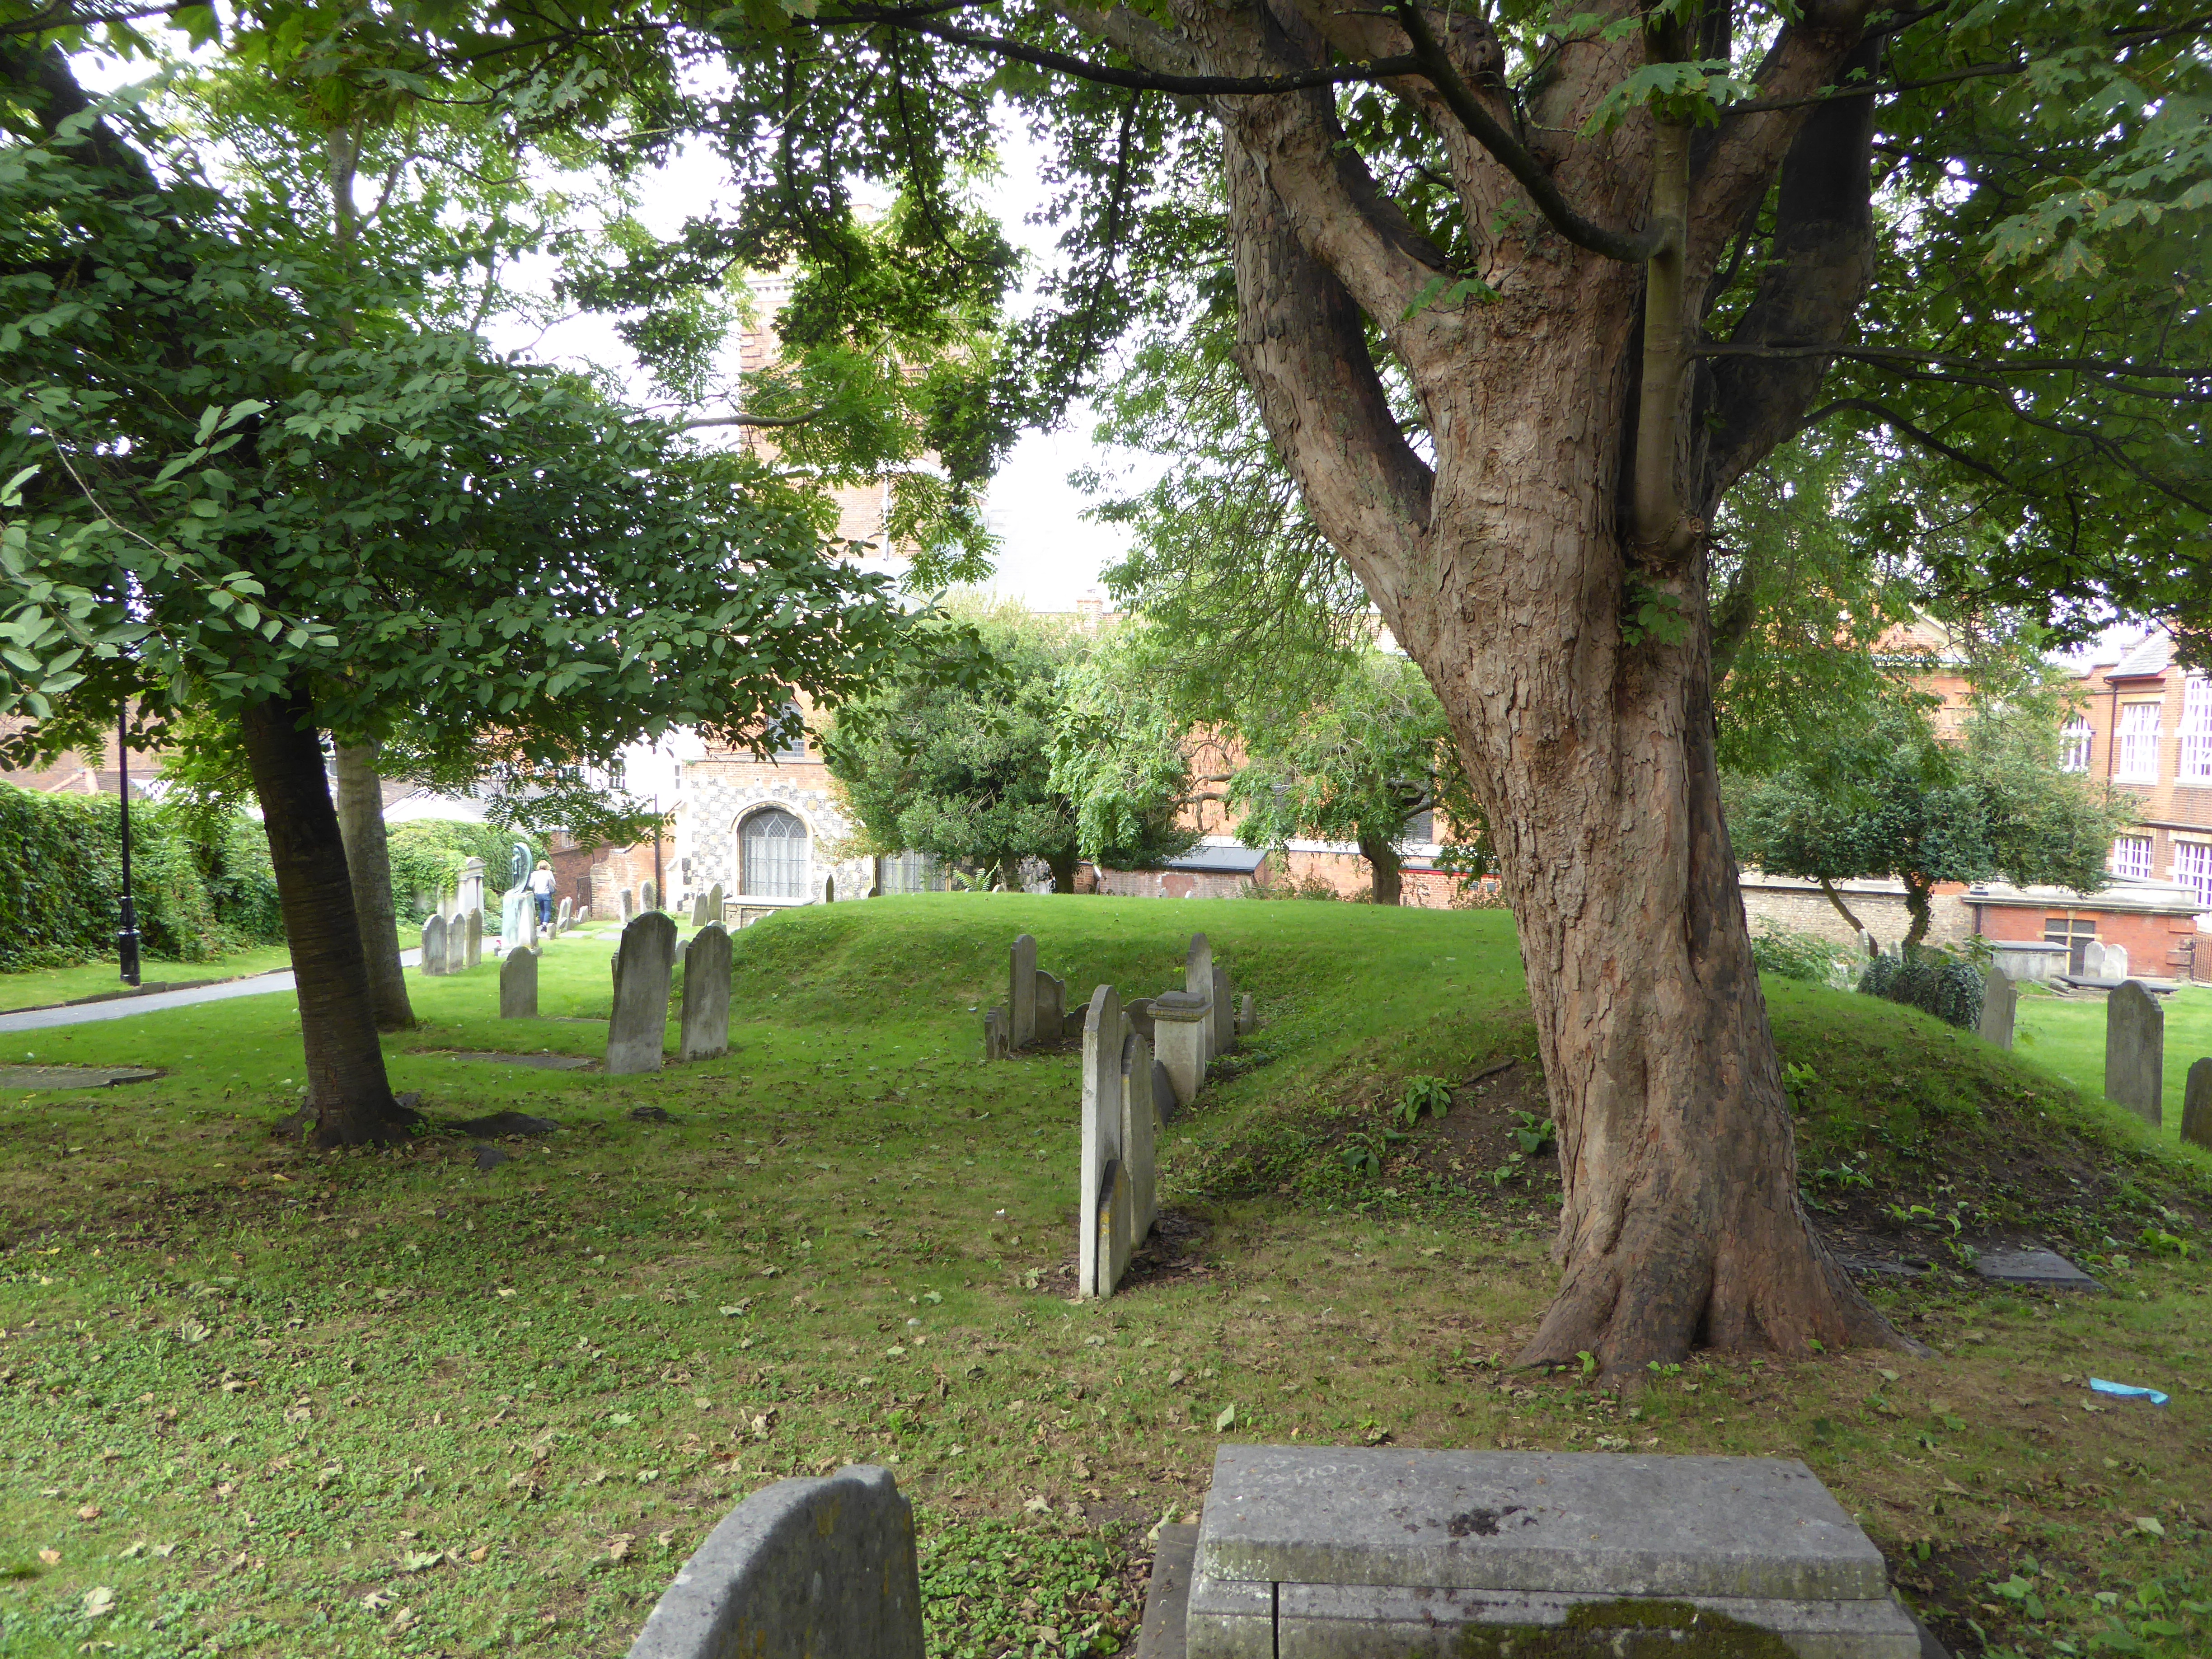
[1186,1446,1920,1658]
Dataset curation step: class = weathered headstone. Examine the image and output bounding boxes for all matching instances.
[2082,939,2108,979]
[640,877,656,911]
[673,937,689,967]
[1154,1058,1178,1124]
[2102,942,2130,981]
[1151,990,1210,1111]
[1186,934,1217,1061]
[691,889,712,927]
[623,1463,923,1659]
[982,1007,1010,1061]
[458,855,487,916]
[1210,963,1234,1056]
[821,873,835,904]
[2182,1057,2212,1151]
[680,923,732,1063]
[1035,971,1066,1045]
[1125,997,1156,1047]
[1238,992,1255,1036]
[464,907,484,970]
[1977,965,2016,1049]
[420,914,448,976]
[607,912,679,1076]
[1010,934,1039,1050]
[447,913,470,974]
[557,895,572,933]
[619,887,636,922]
[500,947,539,1019]
[2105,979,2164,1127]
[1122,1028,1158,1242]
[502,888,527,949]
[1184,1446,1921,1659]
[705,881,723,923]
[518,899,539,951]
[1975,1247,2103,1292]
[1080,985,1133,1299]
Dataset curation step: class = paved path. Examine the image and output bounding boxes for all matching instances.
[0,951,425,1035]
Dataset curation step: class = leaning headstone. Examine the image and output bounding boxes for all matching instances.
[2082,940,2108,980]
[1080,985,1133,1299]
[1977,965,2016,1049]
[1122,1028,1158,1242]
[556,895,572,933]
[680,923,732,1063]
[1183,1446,1921,1659]
[623,1463,923,1659]
[2182,1057,2212,1151]
[500,948,538,1019]
[607,912,679,1076]
[620,887,636,922]
[1035,971,1066,1045]
[464,907,484,970]
[1210,964,1234,1056]
[1151,990,1210,1111]
[982,1007,1010,1061]
[2105,979,2164,1127]
[1010,934,1039,1050]
[420,915,448,976]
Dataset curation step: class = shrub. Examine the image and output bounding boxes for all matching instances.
[1858,950,1985,1030]
[386,820,542,923]
[1750,924,1854,987]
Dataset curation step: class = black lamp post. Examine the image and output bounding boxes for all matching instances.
[116,705,141,986]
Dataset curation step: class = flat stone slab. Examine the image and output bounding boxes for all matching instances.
[1974,1248,2102,1292]
[453,1111,560,1139]
[1139,1524,1200,1659]
[1197,1447,1889,1601]
[436,1050,595,1071]
[0,1064,164,1089]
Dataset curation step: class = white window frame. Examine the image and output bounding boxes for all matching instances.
[2115,700,2162,783]
[737,806,810,899]
[2110,833,2153,880]
[2058,715,2093,773]
[2176,839,2212,912]
[2180,677,2212,786]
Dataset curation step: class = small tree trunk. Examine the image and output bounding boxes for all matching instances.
[1901,877,1934,955]
[1046,848,1078,895]
[1815,877,1876,956]
[239,685,408,1147]
[1359,835,1404,905]
[333,741,413,1029]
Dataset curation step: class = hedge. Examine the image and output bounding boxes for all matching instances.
[1858,950,1986,1031]
[386,819,544,924]
[0,783,285,971]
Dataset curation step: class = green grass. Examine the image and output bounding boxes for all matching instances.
[0,944,297,1014]
[1,896,2207,1659]
[2015,984,2212,1143]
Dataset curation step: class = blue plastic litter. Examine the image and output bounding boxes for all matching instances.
[2090,1377,2170,1406]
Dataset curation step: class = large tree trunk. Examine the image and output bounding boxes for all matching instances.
[1358,835,1403,905]
[239,685,410,1146]
[333,741,414,1029]
[1208,14,1914,1374]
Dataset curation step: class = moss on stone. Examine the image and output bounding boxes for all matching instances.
[1450,1598,1800,1657]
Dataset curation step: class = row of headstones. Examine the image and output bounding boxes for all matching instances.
[1080,933,1251,1299]
[426,890,577,977]
[1979,964,2212,1147]
[984,933,1069,1056]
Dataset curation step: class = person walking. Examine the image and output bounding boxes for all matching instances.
[529,859,558,927]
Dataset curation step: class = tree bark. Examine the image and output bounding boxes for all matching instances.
[333,741,414,1029]
[1358,835,1403,905]
[239,685,410,1147]
[1901,876,1934,955]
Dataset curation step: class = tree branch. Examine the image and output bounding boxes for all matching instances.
[1697,341,2212,394]
[675,410,823,430]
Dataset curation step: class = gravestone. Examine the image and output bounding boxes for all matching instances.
[464,907,484,970]
[2082,940,2108,979]
[2105,979,2164,1126]
[1154,1057,1178,1124]
[1010,934,1039,1050]
[1185,1446,1921,1659]
[1238,992,1256,1036]
[1210,963,1234,1056]
[1121,1027,1158,1242]
[674,937,689,968]
[1125,997,1156,1047]
[607,911,679,1076]
[642,877,658,911]
[1977,965,2016,1049]
[1185,933,1215,1059]
[459,855,487,916]
[446,914,470,974]
[1080,984,1133,1299]
[2182,1058,2212,1151]
[1975,1247,2102,1292]
[518,899,539,951]
[1035,972,1066,1045]
[680,923,732,1063]
[706,881,723,923]
[982,1007,1010,1061]
[821,873,835,904]
[1152,990,1210,1110]
[420,915,448,976]
[557,896,572,933]
[620,887,637,922]
[500,948,539,1019]
[691,889,713,927]
[624,1464,923,1659]
[502,888,527,949]
[2102,942,2130,981]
